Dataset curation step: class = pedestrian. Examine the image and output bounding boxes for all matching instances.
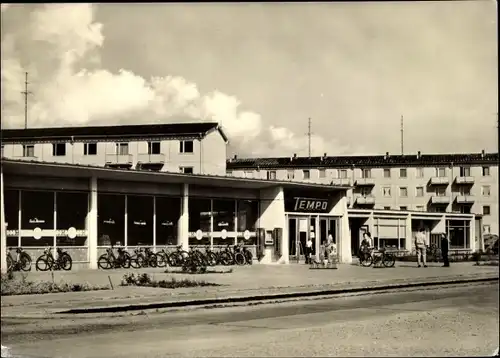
[305,237,313,264]
[415,227,428,268]
[441,233,450,267]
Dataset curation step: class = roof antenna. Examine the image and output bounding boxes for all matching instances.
[400,115,404,155]
[307,117,312,158]
[21,72,32,129]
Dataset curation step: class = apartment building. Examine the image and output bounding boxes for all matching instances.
[1,122,228,176]
[226,151,499,237]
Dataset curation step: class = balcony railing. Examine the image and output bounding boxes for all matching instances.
[429,177,449,185]
[355,195,376,205]
[330,178,352,186]
[136,153,166,164]
[355,178,376,186]
[430,195,450,204]
[455,176,475,185]
[105,153,133,165]
[456,195,475,204]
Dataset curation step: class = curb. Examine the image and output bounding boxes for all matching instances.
[56,275,499,315]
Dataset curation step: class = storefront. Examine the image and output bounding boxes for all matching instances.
[0,159,350,271]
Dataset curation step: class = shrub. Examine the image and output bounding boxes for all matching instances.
[120,273,220,289]
[164,268,233,275]
[1,273,110,296]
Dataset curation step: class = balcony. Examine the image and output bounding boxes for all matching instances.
[330,178,352,186]
[137,153,166,165]
[456,195,475,204]
[429,177,449,185]
[430,195,450,204]
[455,176,475,185]
[355,195,376,205]
[105,153,133,167]
[355,178,376,186]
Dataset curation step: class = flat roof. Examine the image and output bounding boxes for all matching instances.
[348,208,477,219]
[1,159,350,192]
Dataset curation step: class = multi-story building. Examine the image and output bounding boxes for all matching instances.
[1,122,228,176]
[226,151,499,238]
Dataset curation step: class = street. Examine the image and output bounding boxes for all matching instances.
[1,282,499,358]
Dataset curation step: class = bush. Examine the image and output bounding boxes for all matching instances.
[1,273,110,296]
[120,273,220,289]
[164,268,233,275]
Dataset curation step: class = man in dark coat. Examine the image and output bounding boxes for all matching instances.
[441,233,450,267]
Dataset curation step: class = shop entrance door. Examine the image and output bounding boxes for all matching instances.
[288,217,309,262]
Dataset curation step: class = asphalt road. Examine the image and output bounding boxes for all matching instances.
[1,282,499,358]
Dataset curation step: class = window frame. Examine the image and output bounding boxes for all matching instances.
[84,143,97,156]
[23,144,35,157]
[148,141,161,155]
[179,140,194,154]
[181,166,194,174]
[303,170,310,180]
[52,143,67,157]
[483,205,491,215]
[399,186,408,197]
[416,186,424,197]
[399,168,407,178]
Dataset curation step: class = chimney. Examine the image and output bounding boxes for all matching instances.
[417,151,421,159]
[481,149,485,158]
[385,152,389,160]
[233,154,237,160]
[293,153,297,159]
[323,152,327,157]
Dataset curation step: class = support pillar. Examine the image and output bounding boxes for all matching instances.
[88,176,98,269]
[177,183,189,251]
[405,214,413,252]
[1,167,7,273]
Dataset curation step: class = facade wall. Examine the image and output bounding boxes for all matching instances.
[1,131,227,176]
[227,162,499,237]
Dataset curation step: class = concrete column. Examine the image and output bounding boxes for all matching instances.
[338,207,352,264]
[469,218,476,252]
[281,214,289,264]
[405,214,413,252]
[88,176,98,269]
[1,167,7,273]
[177,183,189,251]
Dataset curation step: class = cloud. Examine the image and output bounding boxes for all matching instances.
[0,4,351,157]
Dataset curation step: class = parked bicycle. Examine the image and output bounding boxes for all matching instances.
[36,247,72,271]
[130,247,158,268]
[167,245,190,267]
[6,247,32,273]
[97,245,131,270]
[361,247,396,268]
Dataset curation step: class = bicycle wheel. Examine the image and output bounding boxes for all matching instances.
[147,253,158,268]
[382,254,396,268]
[234,252,246,266]
[219,252,232,266]
[207,252,218,266]
[36,255,53,272]
[97,255,112,270]
[361,255,373,267]
[60,254,73,271]
[130,255,143,269]
[120,253,132,269]
[6,255,14,273]
[20,253,32,272]
[155,252,167,268]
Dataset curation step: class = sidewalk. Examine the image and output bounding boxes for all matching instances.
[1,262,498,318]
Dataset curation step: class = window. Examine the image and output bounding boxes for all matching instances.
[361,187,372,197]
[155,196,180,246]
[180,140,194,153]
[339,170,347,179]
[482,166,490,176]
[55,192,88,246]
[188,198,211,246]
[383,206,391,210]
[4,190,19,247]
[400,206,407,211]
[482,186,491,197]
[244,171,253,178]
[23,145,34,157]
[267,171,277,180]
[97,194,125,246]
[287,170,295,180]
[148,141,161,154]
[20,190,55,247]
[303,170,310,180]
[416,187,424,197]
[436,187,446,196]
[237,200,259,245]
[117,143,129,155]
[181,167,194,174]
[483,206,491,215]
[460,206,471,214]
[416,167,424,178]
[212,199,236,246]
[362,169,371,179]
[1,145,4,157]
[459,167,470,177]
[460,186,471,196]
[225,171,233,176]
[399,187,408,197]
[437,167,446,177]
[483,225,491,234]
[83,143,97,155]
[399,168,407,178]
[383,169,391,178]
[126,195,154,247]
[383,187,391,197]
[416,205,424,211]
[52,143,66,156]
[319,169,326,178]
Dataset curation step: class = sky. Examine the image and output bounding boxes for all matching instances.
[0,2,498,158]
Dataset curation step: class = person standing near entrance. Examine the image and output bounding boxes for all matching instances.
[415,227,428,268]
[441,233,450,267]
[305,237,313,264]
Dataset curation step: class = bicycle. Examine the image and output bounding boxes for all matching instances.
[361,247,396,268]
[98,245,131,270]
[130,247,158,268]
[6,247,32,273]
[36,247,72,271]
[168,245,190,267]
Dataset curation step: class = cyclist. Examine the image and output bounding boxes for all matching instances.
[359,232,374,263]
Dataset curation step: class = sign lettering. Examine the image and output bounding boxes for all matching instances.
[292,197,331,213]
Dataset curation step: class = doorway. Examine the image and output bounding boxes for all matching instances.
[349,218,369,257]
[288,217,309,262]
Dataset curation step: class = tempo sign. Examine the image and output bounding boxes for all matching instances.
[293,197,331,213]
